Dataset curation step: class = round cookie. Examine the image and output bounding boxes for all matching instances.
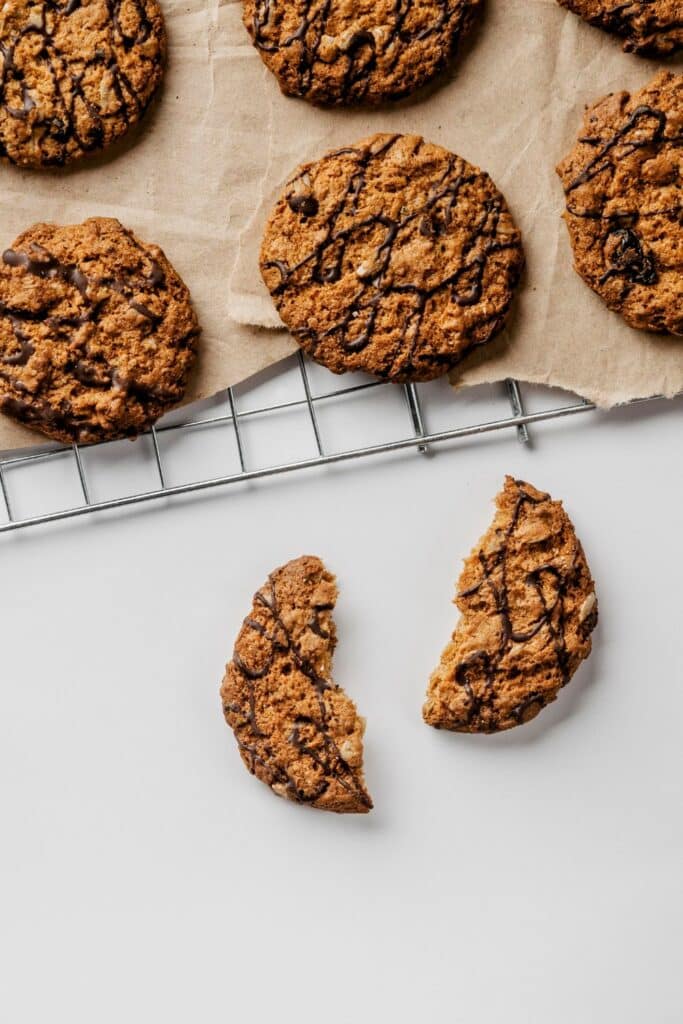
[0,0,166,168]
[556,0,683,57]
[556,72,683,336]
[260,133,524,383]
[242,0,482,106]
[0,217,200,444]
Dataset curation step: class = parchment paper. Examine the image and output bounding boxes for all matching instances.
[0,0,293,452]
[228,0,683,408]
[1,0,680,455]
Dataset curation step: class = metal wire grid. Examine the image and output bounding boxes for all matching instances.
[0,354,656,534]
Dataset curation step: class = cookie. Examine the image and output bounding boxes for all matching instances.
[242,0,481,106]
[260,133,524,383]
[556,0,683,56]
[423,477,598,734]
[0,217,199,445]
[221,556,373,814]
[557,72,683,336]
[0,0,166,168]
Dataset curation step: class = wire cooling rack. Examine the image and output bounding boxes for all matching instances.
[0,353,667,534]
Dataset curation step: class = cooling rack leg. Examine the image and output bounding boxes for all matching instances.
[403,383,428,455]
[0,462,12,521]
[298,353,325,457]
[149,427,167,489]
[228,388,247,472]
[72,444,91,505]
[505,379,530,446]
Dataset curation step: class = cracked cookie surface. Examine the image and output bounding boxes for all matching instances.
[556,0,682,56]
[423,477,598,734]
[0,217,199,444]
[261,133,524,383]
[242,0,481,106]
[557,72,683,336]
[0,0,166,168]
[221,556,373,814]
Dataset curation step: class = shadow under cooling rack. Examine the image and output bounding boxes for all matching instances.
[0,353,658,533]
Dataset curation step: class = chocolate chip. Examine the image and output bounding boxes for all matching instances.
[288,194,319,218]
[603,227,658,286]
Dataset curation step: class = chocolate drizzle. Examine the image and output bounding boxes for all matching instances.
[3,245,91,297]
[224,565,372,810]
[564,105,667,200]
[246,0,478,104]
[2,317,34,366]
[263,134,523,380]
[1,241,167,333]
[428,478,597,733]
[0,0,164,166]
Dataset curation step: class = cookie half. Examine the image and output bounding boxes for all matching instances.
[0,217,200,444]
[242,0,481,106]
[556,0,683,57]
[0,0,166,168]
[221,556,373,814]
[260,133,524,383]
[423,477,598,734]
[556,72,683,336]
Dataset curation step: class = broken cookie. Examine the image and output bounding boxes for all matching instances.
[221,555,373,813]
[423,477,598,733]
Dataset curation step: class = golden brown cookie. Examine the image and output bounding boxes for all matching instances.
[242,0,481,106]
[0,0,166,168]
[556,0,682,56]
[221,556,373,814]
[261,133,524,383]
[0,217,199,444]
[423,477,598,734]
[556,72,683,336]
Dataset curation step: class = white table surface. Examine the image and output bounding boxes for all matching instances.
[0,377,681,1024]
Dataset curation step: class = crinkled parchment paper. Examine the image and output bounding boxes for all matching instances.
[1,0,680,454]
[0,0,293,452]
[228,0,683,408]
